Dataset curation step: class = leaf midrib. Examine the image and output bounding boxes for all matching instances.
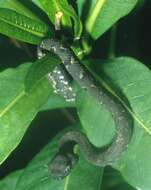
[100,75,151,135]
[0,90,25,118]
[87,65,151,136]
[0,16,45,37]
[86,0,106,33]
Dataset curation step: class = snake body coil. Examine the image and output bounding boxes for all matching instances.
[38,39,133,180]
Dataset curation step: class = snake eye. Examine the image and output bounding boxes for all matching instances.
[48,152,79,180]
[67,152,79,168]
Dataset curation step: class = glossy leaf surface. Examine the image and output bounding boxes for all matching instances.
[77,57,151,190]
[0,58,72,164]
[15,127,103,190]
[78,0,138,39]
[0,8,52,44]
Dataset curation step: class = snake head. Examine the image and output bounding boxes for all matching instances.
[48,152,78,180]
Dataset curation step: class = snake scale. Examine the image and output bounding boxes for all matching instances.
[37,38,133,180]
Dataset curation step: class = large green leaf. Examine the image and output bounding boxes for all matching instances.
[78,0,138,39]
[77,57,151,190]
[25,54,75,109]
[15,126,103,190]
[0,58,72,164]
[76,88,115,147]
[0,170,23,190]
[0,0,41,21]
[0,8,52,44]
[0,63,50,164]
[25,54,60,92]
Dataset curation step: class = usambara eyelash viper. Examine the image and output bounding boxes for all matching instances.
[37,38,133,180]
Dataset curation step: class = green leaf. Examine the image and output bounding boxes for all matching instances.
[39,0,82,39]
[78,0,138,39]
[25,54,75,109]
[0,59,72,164]
[0,8,53,44]
[0,170,23,190]
[76,88,115,147]
[0,0,41,21]
[104,58,151,190]
[15,126,103,190]
[40,94,75,111]
[0,63,50,164]
[77,57,151,190]
[25,54,60,92]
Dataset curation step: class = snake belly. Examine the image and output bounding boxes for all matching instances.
[38,38,133,180]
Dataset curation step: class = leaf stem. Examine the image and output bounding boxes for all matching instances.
[108,24,117,59]
[81,37,92,55]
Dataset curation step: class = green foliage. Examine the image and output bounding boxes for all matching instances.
[13,127,103,190]
[78,0,138,39]
[0,63,50,164]
[0,0,149,190]
[25,54,60,91]
[85,58,151,190]
[0,8,53,44]
[0,0,41,20]
[0,170,23,190]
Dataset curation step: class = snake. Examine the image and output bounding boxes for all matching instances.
[37,38,133,180]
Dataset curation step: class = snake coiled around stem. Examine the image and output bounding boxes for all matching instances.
[37,38,133,180]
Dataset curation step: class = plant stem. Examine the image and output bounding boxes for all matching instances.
[108,24,117,59]
[81,37,92,55]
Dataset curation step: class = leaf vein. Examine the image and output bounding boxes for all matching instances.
[108,85,151,135]
[0,17,45,37]
[86,0,106,33]
[0,91,25,118]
